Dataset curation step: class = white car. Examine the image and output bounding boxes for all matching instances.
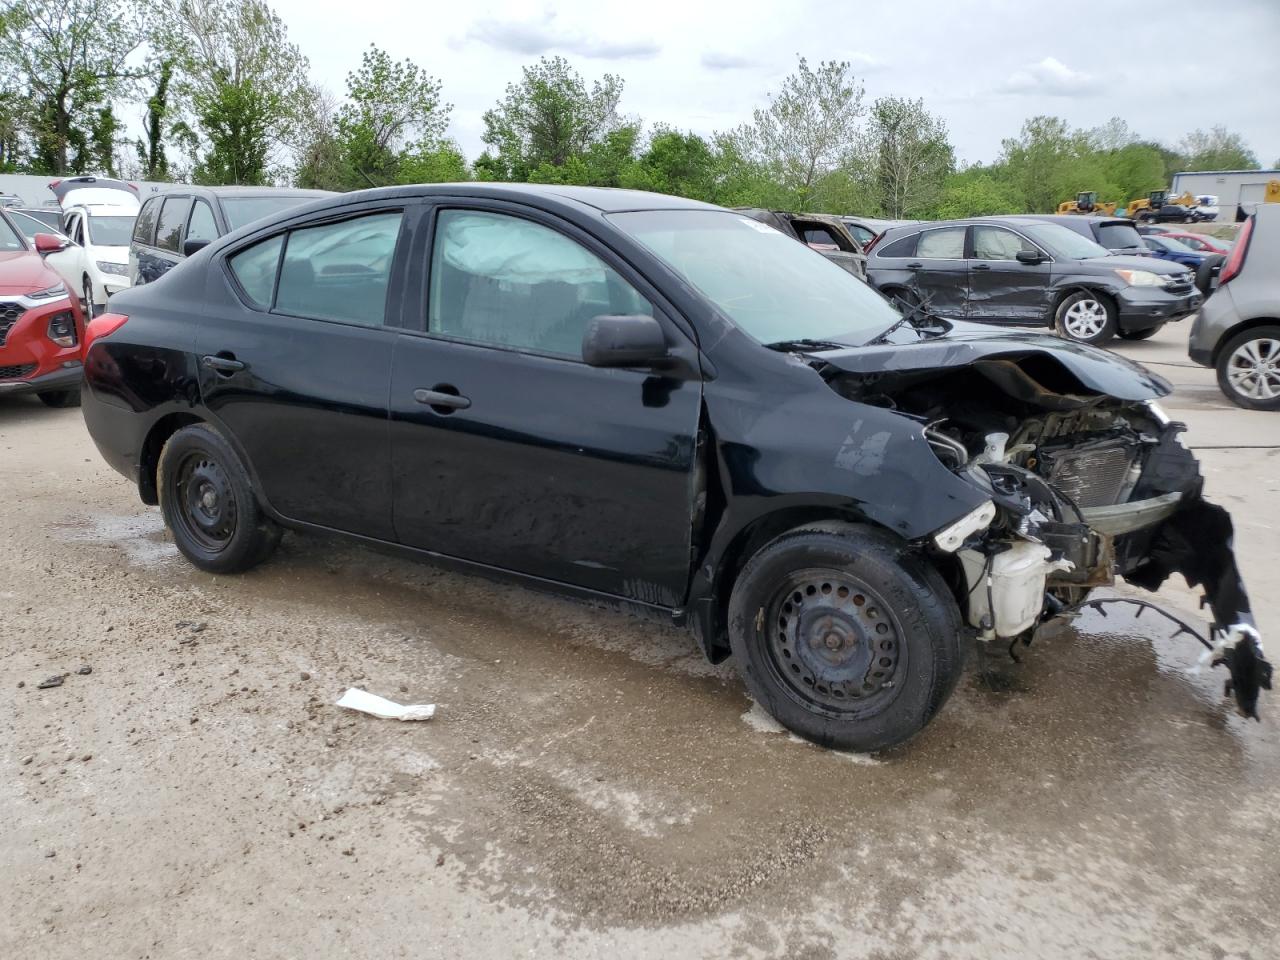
[49,177,140,315]
[5,208,94,311]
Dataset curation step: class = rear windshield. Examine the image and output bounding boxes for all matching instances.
[1096,222,1145,250]
[87,215,136,246]
[222,196,317,231]
[1019,222,1110,260]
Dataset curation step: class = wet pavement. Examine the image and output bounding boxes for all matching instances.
[2,322,1279,959]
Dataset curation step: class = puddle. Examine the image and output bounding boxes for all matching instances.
[56,510,179,568]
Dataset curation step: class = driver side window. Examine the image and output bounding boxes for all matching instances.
[972,226,1036,261]
[427,209,653,359]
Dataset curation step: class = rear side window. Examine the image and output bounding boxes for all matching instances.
[1096,222,1144,249]
[917,227,966,259]
[186,200,218,245]
[155,198,191,253]
[275,212,403,326]
[228,235,284,308]
[133,198,160,245]
[877,233,917,258]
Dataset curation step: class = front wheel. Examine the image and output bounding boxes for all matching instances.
[1055,290,1116,345]
[1117,323,1164,341]
[82,277,96,319]
[158,423,282,573]
[727,522,964,752]
[1216,325,1280,411]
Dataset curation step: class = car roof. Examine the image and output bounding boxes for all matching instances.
[1004,214,1133,227]
[142,186,336,201]
[71,204,138,217]
[307,182,721,215]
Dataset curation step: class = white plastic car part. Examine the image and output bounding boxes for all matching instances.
[959,542,1074,638]
[933,500,997,553]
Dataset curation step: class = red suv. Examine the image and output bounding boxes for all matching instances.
[0,210,85,407]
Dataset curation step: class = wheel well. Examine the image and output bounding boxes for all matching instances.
[138,413,203,504]
[1051,284,1116,319]
[1211,317,1280,367]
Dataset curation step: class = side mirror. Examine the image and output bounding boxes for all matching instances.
[182,238,211,257]
[34,232,68,255]
[1015,250,1043,265]
[582,314,668,368]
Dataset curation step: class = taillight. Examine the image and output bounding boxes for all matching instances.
[1218,217,1253,286]
[84,312,128,352]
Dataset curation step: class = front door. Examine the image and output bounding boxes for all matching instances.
[967,224,1053,324]
[907,225,969,316]
[197,206,409,540]
[389,205,703,606]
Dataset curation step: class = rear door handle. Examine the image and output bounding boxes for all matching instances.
[202,354,246,373]
[413,388,471,411]
[906,262,922,270]
[972,263,990,271]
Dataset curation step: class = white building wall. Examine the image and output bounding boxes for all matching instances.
[1171,170,1280,215]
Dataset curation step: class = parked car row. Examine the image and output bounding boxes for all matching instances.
[70,183,1270,749]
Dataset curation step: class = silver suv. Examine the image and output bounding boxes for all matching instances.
[1189,206,1280,409]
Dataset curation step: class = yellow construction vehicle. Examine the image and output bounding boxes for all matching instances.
[1057,191,1117,215]
[1124,189,1170,220]
[1267,179,1280,204]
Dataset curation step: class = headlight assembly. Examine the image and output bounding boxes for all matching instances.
[96,261,129,276]
[1114,269,1163,287]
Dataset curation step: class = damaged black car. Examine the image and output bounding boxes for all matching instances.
[80,184,1268,751]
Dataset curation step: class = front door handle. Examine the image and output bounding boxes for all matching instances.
[202,354,246,373]
[413,388,471,411]
[906,262,923,270]
[971,263,990,271]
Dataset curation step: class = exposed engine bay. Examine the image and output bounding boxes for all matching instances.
[819,348,1273,720]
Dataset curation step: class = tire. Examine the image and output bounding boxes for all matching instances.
[1117,324,1164,341]
[727,522,964,752]
[37,389,81,407]
[1055,290,1116,345]
[157,422,282,573]
[1196,254,1225,296]
[1215,325,1280,411]
[82,277,96,319]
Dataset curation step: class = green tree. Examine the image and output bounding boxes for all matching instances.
[481,56,624,180]
[135,61,175,181]
[861,96,953,218]
[1177,126,1258,171]
[0,0,147,173]
[397,142,470,184]
[154,0,309,185]
[737,56,865,208]
[336,45,449,188]
[292,85,344,189]
[928,166,1020,219]
[620,127,716,200]
[0,88,29,171]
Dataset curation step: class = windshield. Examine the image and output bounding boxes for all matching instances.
[222,196,317,231]
[87,215,136,246]
[609,209,901,345]
[1020,222,1110,260]
[0,215,23,250]
[9,211,63,241]
[1096,222,1145,250]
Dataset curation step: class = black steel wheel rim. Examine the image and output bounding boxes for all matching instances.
[174,451,237,553]
[764,568,905,715]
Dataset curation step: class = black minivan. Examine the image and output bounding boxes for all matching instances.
[129,186,332,287]
[80,184,1267,748]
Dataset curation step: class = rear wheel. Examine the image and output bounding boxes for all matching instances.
[1216,325,1280,411]
[1055,290,1116,345]
[82,277,95,318]
[37,389,80,408]
[158,423,282,573]
[727,522,963,752]
[1117,324,1164,341]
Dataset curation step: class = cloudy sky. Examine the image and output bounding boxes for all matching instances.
[268,0,1280,167]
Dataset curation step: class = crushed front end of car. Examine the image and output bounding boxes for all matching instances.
[813,325,1272,719]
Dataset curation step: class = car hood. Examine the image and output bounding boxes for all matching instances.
[817,321,1171,402]
[1082,254,1184,273]
[0,249,65,294]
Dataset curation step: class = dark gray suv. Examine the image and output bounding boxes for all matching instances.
[865,216,1200,344]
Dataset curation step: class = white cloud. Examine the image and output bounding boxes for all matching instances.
[464,13,660,60]
[846,52,886,73]
[998,57,1101,96]
[701,52,758,70]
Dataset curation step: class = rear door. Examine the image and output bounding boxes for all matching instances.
[129,197,162,284]
[388,202,703,605]
[196,203,411,539]
[967,224,1053,324]
[906,225,969,315]
[139,196,190,284]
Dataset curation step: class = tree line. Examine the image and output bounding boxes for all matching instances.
[0,0,1270,218]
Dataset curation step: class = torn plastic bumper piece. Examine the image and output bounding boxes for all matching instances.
[1124,497,1272,719]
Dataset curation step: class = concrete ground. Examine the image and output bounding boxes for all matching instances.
[2,321,1278,959]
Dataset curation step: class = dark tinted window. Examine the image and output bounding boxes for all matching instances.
[877,233,917,257]
[222,196,319,231]
[275,212,402,326]
[133,197,160,245]
[430,209,652,357]
[1096,222,1145,249]
[154,198,191,253]
[916,226,966,259]
[186,200,218,245]
[229,235,283,308]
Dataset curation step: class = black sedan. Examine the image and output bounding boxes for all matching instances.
[79,184,1269,748]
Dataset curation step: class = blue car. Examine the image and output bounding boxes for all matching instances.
[1142,234,1208,269]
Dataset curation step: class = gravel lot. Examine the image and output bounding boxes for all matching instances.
[3,322,1278,959]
